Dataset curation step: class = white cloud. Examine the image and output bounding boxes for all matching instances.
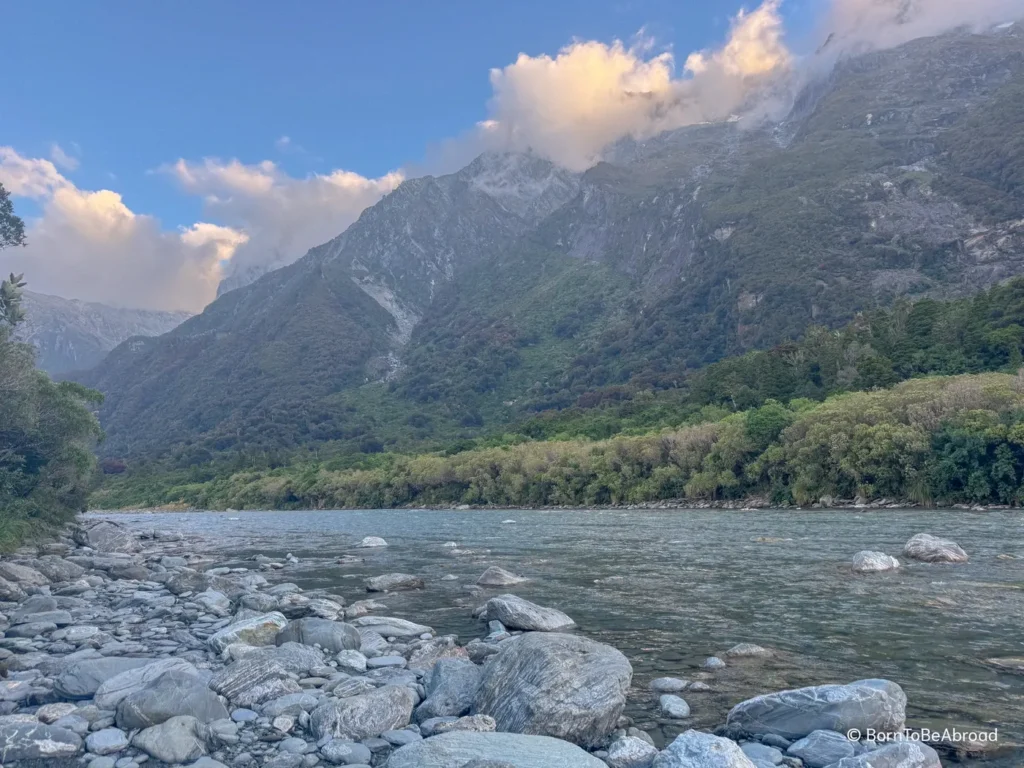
[477,0,791,170]
[49,143,80,171]
[0,146,244,312]
[164,158,403,287]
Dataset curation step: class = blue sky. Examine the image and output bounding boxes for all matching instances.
[0,0,830,309]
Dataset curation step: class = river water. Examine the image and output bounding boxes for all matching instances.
[95,508,1024,763]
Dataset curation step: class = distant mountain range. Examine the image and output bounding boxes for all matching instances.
[79,25,1024,461]
[18,292,190,376]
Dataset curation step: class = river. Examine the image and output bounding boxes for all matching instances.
[94,507,1024,763]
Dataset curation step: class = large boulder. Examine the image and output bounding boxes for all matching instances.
[415,658,482,722]
[348,615,432,639]
[365,573,424,592]
[386,731,608,768]
[832,741,941,767]
[132,715,208,764]
[653,731,755,768]
[0,721,82,761]
[209,657,301,708]
[484,594,576,632]
[275,617,361,652]
[94,658,199,709]
[477,567,527,586]
[473,632,631,748]
[246,642,326,676]
[851,552,900,573]
[902,534,968,563]
[607,735,660,768]
[0,561,49,587]
[787,729,856,767]
[28,556,86,582]
[725,679,907,741]
[117,670,229,729]
[208,612,288,653]
[74,519,140,553]
[309,685,416,740]
[53,657,158,699]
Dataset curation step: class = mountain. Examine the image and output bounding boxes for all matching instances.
[81,25,1024,462]
[18,292,191,376]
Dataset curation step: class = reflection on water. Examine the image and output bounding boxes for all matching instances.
[97,508,1024,763]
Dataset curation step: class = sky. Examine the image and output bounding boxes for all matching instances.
[1,0,1021,312]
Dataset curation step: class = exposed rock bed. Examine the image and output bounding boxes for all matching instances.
[0,518,956,767]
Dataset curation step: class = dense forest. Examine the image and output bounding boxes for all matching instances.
[0,183,103,549]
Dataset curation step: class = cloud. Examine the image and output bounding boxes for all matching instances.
[0,146,244,312]
[164,158,403,288]
[49,143,80,171]
[477,0,791,170]
[823,0,1024,51]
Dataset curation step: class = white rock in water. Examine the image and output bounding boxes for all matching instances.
[484,594,575,632]
[653,730,755,767]
[358,536,388,548]
[902,533,968,563]
[476,566,527,587]
[659,695,690,718]
[852,551,900,573]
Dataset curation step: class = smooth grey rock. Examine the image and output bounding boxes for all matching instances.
[348,616,432,639]
[357,537,388,548]
[231,708,259,722]
[13,609,73,626]
[195,590,232,616]
[659,694,690,718]
[276,618,361,653]
[653,730,755,767]
[725,679,907,740]
[434,714,496,734]
[117,669,229,729]
[386,731,607,767]
[245,642,327,676]
[650,677,688,693]
[86,727,130,755]
[0,561,49,586]
[54,657,157,699]
[724,643,772,658]
[36,702,79,723]
[607,735,660,768]
[319,739,372,765]
[366,655,406,669]
[75,520,139,553]
[0,576,26,602]
[476,567,527,587]
[90,757,117,768]
[279,736,310,753]
[851,551,900,573]
[415,658,482,723]
[704,657,726,670]
[407,635,469,671]
[740,742,784,765]
[364,573,423,592]
[382,729,422,747]
[902,533,968,563]
[483,594,575,632]
[474,632,631,748]
[0,721,82,761]
[94,658,199,709]
[832,741,941,767]
[240,592,280,612]
[30,555,87,582]
[309,685,415,741]
[787,729,856,767]
[52,713,90,735]
[335,650,367,674]
[132,715,207,763]
[6,620,58,637]
[263,693,319,718]
[208,612,288,653]
[167,569,209,595]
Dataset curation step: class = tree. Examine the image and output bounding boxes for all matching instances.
[0,182,26,251]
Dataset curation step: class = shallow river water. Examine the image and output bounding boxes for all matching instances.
[95,508,1024,763]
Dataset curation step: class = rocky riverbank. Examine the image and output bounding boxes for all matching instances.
[0,519,985,767]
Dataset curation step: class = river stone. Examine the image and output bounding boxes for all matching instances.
[208,611,288,653]
[309,685,415,740]
[653,730,755,767]
[484,594,575,632]
[29,556,86,582]
[902,533,968,563]
[54,657,158,699]
[474,632,632,748]
[7,621,58,637]
[740,742,784,765]
[132,715,207,763]
[607,735,660,768]
[387,731,608,767]
[117,670,229,729]
[477,567,527,586]
[348,615,432,639]
[0,561,49,586]
[167,568,210,595]
[651,677,688,693]
[74,520,139,553]
[852,551,900,573]
[724,643,772,658]
[250,642,327,675]
[832,741,941,767]
[276,617,361,652]
[659,695,690,718]
[241,592,280,612]
[0,576,27,601]
[86,727,130,756]
[364,573,424,592]
[0,721,83,761]
[725,679,906,740]
[358,536,388,548]
[415,658,482,722]
[335,649,367,674]
[262,692,318,718]
[787,729,856,767]
[209,657,300,707]
[195,589,232,616]
[319,739,373,765]
[435,714,497,733]
[94,658,199,709]
[36,702,79,723]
